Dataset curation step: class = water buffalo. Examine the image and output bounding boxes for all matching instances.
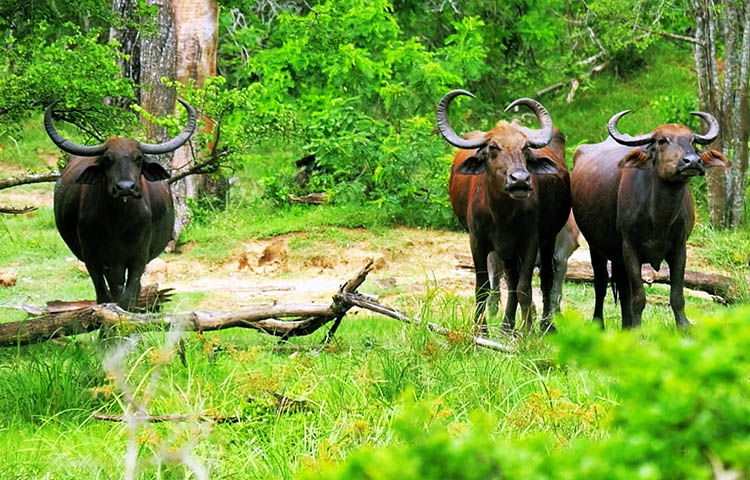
[571,110,727,328]
[437,90,571,333]
[46,99,196,310]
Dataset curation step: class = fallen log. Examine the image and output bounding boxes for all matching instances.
[455,255,736,303]
[564,260,735,303]
[21,284,174,315]
[93,413,242,424]
[0,260,513,353]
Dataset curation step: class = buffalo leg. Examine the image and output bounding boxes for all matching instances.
[502,257,520,332]
[470,240,492,335]
[104,264,127,305]
[591,250,608,328]
[550,228,578,315]
[87,264,112,304]
[666,245,690,328]
[611,262,635,328]
[120,264,146,311]
[538,240,556,332]
[515,244,538,333]
[486,251,503,318]
[621,243,644,328]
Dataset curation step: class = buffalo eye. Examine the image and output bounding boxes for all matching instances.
[657,138,670,146]
[488,145,500,153]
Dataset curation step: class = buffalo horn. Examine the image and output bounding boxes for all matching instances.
[607,110,654,146]
[691,111,720,145]
[436,89,487,149]
[138,99,197,154]
[504,98,554,148]
[44,101,108,157]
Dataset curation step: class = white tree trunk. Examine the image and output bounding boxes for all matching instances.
[170,0,219,241]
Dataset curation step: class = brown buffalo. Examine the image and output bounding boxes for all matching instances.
[437,90,571,333]
[571,110,728,328]
[46,99,196,310]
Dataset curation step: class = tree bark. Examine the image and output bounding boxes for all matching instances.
[691,1,750,228]
[170,0,219,241]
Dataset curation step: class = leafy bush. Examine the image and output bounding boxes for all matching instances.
[302,307,750,479]
[217,0,487,227]
[0,22,136,140]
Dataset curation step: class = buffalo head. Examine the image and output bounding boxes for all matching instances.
[437,90,562,200]
[608,110,728,181]
[44,99,197,199]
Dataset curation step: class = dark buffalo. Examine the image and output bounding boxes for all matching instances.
[437,90,571,333]
[46,99,196,310]
[571,110,727,328]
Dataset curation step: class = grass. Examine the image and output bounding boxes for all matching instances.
[0,42,748,479]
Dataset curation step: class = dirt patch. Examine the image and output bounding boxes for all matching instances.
[0,185,54,209]
[154,228,476,310]
[154,226,725,313]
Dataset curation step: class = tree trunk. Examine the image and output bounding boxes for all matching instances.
[170,0,219,241]
[691,1,750,228]
[111,0,218,243]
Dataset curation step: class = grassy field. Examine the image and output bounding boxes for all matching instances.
[1,44,749,479]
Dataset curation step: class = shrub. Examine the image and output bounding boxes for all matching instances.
[302,307,750,479]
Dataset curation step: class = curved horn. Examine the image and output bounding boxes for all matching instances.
[607,110,653,146]
[691,111,720,145]
[44,101,108,157]
[138,99,197,154]
[436,89,487,149]
[504,98,554,148]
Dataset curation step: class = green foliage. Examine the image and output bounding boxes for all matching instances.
[0,2,137,141]
[214,0,486,227]
[304,307,750,479]
[650,91,700,128]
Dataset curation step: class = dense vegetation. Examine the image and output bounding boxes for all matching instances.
[1,1,750,479]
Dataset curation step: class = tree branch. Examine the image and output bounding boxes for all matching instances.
[0,206,37,215]
[1,260,514,353]
[0,171,60,191]
[635,25,704,46]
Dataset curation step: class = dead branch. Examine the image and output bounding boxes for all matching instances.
[536,82,565,97]
[0,260,514,353]
[567,79,581,103]
[288,193,328,205]
[94,413,242,424]
[21,284,174,316]
[169,120,227,185]
[336,292,513,353]
[0,171,60,191]
[0,206,37,214]
[635,25,703,45]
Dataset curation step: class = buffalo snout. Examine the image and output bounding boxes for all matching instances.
[506,169,532,198]
[113,179,141,198]
[677,152,705,177]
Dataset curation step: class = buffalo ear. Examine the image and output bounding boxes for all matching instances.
[700,150,729,169]
[456,153,486,175]
[527,156,563,175]
[75,165,105,184]
[142,161,170,181]
[618,149,651,169]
